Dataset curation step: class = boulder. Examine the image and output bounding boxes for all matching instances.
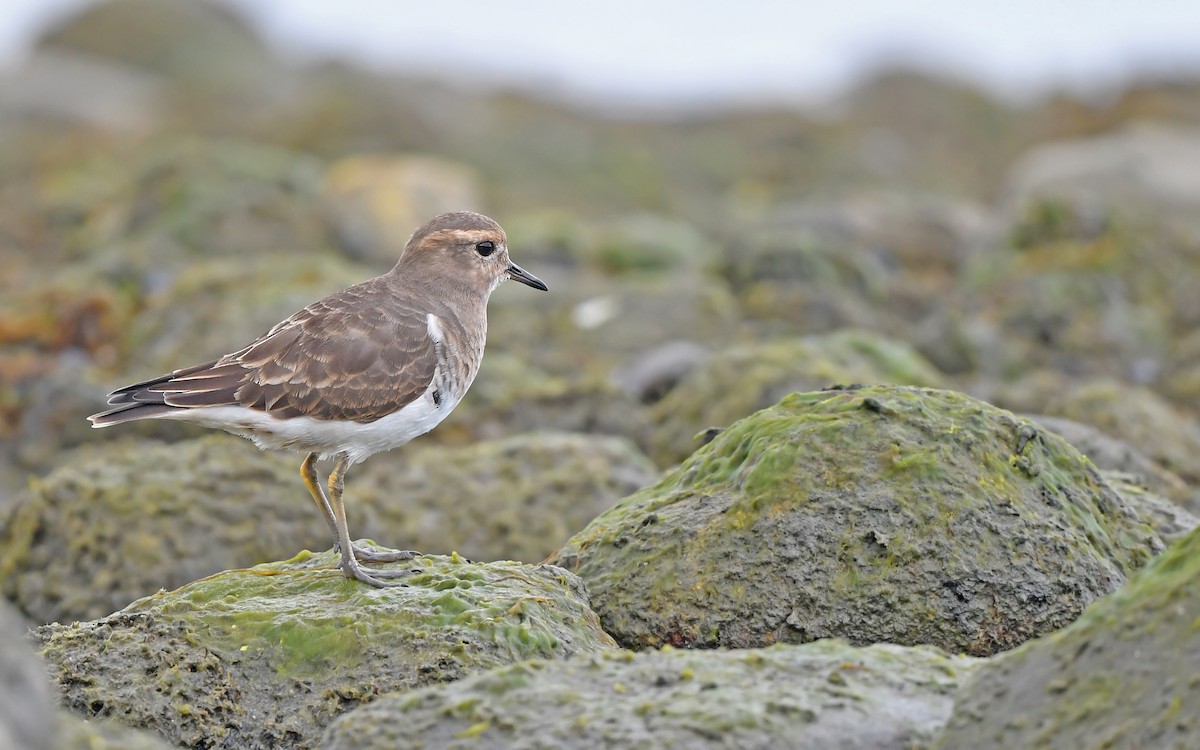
[554,386,1162,655]
[36,550,614,750]
[322,640,976,750]
[935,525,1200,749]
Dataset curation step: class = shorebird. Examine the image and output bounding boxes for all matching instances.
[89,211,547,587]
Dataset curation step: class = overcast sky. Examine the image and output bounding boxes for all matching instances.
[3,0,1198,108]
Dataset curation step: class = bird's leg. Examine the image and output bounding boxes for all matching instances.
[301,452,339,547]
[303,453,417,564]
[326,453,412,586]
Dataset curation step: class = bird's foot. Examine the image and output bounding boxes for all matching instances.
[338,556,417,588]
[352,545,419,564]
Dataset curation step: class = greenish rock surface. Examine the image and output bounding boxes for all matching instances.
[553,386,1163,655]
[1,435,326,624]
[355,432,658,564]
[643,331,945,466]
[3,431,654,625]
[935,525,1200,750]
[55,714,174,750]
[1098,470,1199,545]
[1044,379,1200,485]
[36,549,615,750]
[321,640,976,750]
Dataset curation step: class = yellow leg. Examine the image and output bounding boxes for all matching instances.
[326,453,412,587]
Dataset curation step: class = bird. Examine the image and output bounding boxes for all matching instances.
[88,211,548,587]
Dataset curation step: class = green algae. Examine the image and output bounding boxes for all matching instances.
[321,640,977,750]
[553,385,1162,655]
[36,549,615,750]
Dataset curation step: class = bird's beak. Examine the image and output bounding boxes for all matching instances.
[507,261,548,291]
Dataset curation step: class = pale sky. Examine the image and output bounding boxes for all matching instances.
[2,0,1198,108]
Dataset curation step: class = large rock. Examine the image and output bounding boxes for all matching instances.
[353,432,659,563]
[321,640,976,750]
[1003,122,1200,238]
[0,603,54,750]
[1044,379,1200,486]
[55,714,175,750]
[553,386,1162,655]
[2,432,656,625]
[643,331,945,466]
[322,155,484,264]
[935,525,1200,749]
[36,550,614,750]
[1,435,324,624]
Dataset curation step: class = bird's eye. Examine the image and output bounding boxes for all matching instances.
[475,241,495,257]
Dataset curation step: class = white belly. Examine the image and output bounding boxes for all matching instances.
[161,385,462,464]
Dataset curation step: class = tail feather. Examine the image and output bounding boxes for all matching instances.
[88,359,231,427]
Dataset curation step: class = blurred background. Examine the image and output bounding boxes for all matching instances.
[4,0,1200,525]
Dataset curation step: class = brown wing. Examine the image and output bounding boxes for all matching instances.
[116,278,437,423]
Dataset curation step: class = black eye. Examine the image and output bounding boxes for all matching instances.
[475,241,495,257]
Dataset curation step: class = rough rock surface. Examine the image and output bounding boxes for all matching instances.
[1044,379,1200,486]
[321,640,976,750]
[554,386,1163,655]
[1100,470,1200,545]
[3,431,655,625]
[354,432,659,563]
[644,331,944,466]
[36,549,614,750]
[935,525,1200,750]
[1,435,326,624]
[0,603,54,750]
[55,714,175,750]
[1032,414,1192,507]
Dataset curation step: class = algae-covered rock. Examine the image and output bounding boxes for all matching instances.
[1100,470,1199,545]
[0,435,326,624]
[1044,379,1200,485]
[1032,414,1193,508]
[553,386,1162,655]
[36,550,615,750]
[321,640,976,750]
[435,352,649,446]
[644,331,945,466]
[0,603,54,750]
[3,431,655,624]
[935,525,1200,750]
[55,714,174,750]
[354,432,659,563]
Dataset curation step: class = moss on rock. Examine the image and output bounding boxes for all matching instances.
[321,640,975,750]
[935,525,1200,749]
[553,385,1162,655]
[643,331,945,466]
[355,432,658,563]
[36,550,614,750]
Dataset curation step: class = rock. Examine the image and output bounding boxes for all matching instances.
[612,340,712,404]
[2,431,657,624]
[1100,470,1200,545]
[1043,379,1200,486]
[0,602,54,750]
[55,714,174,750]
[934,525,1200,749]
[643,331,945,466]
[353,432,659,563]
[321,640,976,750]
[322,155,484,264]
[436,352,649,446]
[36,550,615,750]
[1032,414,1192,507]
[552,386,1163,655]
[0,435,326,624]
[1003,122,1200,238]
[35,0,278,92]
